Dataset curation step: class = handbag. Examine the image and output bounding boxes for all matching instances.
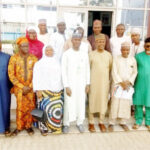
[31,108,46,122]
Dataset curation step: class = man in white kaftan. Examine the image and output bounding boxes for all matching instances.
[37,19,51,45]
[108,42,137,132]
[110,24,131,57]
[62,32,90,133]
[50,19,68,61]
[130,28,144,57]
[63,26,92,53]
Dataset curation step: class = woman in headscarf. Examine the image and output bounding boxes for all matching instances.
[26,26,44,59]
[33,45,64,135]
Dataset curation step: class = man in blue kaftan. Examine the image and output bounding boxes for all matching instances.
[0,42,12,136]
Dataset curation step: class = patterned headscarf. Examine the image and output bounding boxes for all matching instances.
[16,37,28,45]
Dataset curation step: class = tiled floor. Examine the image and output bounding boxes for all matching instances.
[0,110,150,150]
[9,109,150,134]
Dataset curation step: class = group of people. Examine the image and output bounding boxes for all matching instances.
[0,18,150,137]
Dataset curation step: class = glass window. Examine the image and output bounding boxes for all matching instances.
[116,10,144,26]
[58,0,87,6]
[63,12,86,37]
[116,10,144,37]
[2,0,25,3]
[117,0,145,8]
[27,5,57,33]
[89,0,115,7]
[2,4,25,22]
[27,0,56,5]
[147,0,150,8]
[145,10,150,38]
[1,22,25,41]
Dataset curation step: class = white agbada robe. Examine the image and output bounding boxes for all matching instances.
[109,55,137,124]
[33,45,63,92]
[37,33,51,45]
[62,48,90,125]
[50,32,68,61]
[130,41,144,57]
[110,35,131,57]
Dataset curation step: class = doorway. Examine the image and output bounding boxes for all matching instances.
[88,11,112,37]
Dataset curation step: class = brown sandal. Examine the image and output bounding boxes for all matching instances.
[4,129,11,137]
[146,125,150,131]
[132,124,140,130]
[108,125,114,132]
[41,130,48,136]
[11,129,21,136]
[120,124,129,131]
[26,128,34,136]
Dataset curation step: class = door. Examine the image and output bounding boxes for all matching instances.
[88,11,113,37]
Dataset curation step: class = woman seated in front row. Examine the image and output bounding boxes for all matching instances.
[33,44,64,136]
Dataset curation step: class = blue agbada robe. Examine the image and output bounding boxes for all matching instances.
[0,52,12,133]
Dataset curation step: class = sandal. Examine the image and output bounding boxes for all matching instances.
[132,124,140,130]
[146,125,150,131]
[120,124,129,131]
[108,125,114,132]
[41,130,48,136]
[26,128,34,136]
[11,129,21,137]
[5,129,11,137]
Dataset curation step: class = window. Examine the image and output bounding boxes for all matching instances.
[2,4,25,22]
[2,0,25,2]
[116,10,144,26]
[117,0,145,8]
[89,0,115,7]
[27,5,57,33]
[27,0,56,5]
[58,0,87,6]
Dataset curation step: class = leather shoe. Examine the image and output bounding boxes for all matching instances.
[88,124,96,133]
[98,124,107,133]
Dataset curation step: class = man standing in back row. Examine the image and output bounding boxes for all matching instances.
[50,19,68,61]
[110,24,131,57]
[37,19,51,45]
[88,19,111,52]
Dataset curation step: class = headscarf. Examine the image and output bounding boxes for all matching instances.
[26,26,44,59]
[16,37,28,45]
[33,44,63,92]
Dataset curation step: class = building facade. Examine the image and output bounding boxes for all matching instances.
[0,0,150,41]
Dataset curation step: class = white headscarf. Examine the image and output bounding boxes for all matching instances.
[33,44,63,92]
[27,26,38,33]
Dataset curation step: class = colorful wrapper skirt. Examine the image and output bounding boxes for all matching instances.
[37,90,64,134]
